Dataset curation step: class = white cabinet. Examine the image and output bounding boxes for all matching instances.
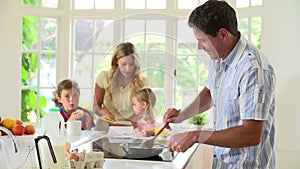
[185,144,213,169]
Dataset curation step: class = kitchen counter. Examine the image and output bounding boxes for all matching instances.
[69,130,200,169]
[103,145,198,169]
[0,129,202,169]
[103,144,198,169]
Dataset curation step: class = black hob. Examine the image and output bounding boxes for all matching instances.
[92,137,176,162]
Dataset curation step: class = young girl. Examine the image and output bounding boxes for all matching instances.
[131,88,156,137]
[53,79,95,130]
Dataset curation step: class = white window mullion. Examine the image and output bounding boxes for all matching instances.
[58,0,71,80]
[36,17,43,120]
[165,17,177,108]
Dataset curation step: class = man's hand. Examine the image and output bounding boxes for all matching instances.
[168,131,200,152]
[163,108,180,129]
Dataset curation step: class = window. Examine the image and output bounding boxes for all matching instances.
[74,0,115,9]
[72,19,114,110]
[239,17,262,48]
[177,0,207,9]
[23,0,58,8]
[236,0,263,48]
[70,12,209,122]
[125,0,166,9]
[21,0,264,124]
[236,0,263,8]
[22,16,58,122]
[124,18,168,117]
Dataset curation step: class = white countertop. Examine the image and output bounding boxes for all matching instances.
[68,130,199,169]
[0,128,199,169]
[102,144,198,169]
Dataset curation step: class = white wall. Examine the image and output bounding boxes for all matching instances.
[261,0,300,168]
[0,1,22,119]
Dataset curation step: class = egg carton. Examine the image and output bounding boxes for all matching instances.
[67,151,105,169]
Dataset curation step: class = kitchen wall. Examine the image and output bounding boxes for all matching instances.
[0,1,22,120]
[261,0,300,168]
[1,0,300,168]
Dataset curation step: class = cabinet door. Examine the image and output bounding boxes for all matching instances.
[185,144,213,169]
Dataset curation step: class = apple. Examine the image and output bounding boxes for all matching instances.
[25,124,35,135]
[15,119,23,125]
[1,118,16,130]
[11,124,25,136]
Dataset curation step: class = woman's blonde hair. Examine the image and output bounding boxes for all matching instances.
[131,88,156,121]
[106,42,147,104]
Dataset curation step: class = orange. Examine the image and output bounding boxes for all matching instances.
[25,124,36,135]
[1,118,16,130]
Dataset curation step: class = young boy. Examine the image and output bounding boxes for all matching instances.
[53,79,95,130]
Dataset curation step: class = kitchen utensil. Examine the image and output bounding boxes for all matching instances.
[140,123,168,149]
[120,142,165,158]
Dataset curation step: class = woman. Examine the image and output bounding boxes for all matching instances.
[53,79,95,130]
[94,42,148,124]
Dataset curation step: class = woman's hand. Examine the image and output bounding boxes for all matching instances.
[100,108,115,121]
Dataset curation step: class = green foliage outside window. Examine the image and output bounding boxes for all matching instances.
[22,0,51,121]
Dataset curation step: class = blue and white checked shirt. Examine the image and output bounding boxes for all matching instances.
[206,36,276,169]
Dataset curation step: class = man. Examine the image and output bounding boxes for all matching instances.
[163,0,276,168]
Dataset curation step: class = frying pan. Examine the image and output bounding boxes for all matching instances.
[120,142,165,158]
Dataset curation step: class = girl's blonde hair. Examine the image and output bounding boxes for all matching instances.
[106,42,147,104]
[131,88,156,121]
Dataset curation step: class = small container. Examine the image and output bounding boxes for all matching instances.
[67,120,81,136]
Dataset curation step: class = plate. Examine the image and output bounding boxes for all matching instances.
[107,126,135,139]
[99,117,131,126]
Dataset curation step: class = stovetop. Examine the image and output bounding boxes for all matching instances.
[92,137,176,162]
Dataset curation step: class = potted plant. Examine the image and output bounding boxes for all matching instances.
[189,113,208,130]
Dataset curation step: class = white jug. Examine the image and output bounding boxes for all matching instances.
[42,108,65,137]
[41,108,66,169]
